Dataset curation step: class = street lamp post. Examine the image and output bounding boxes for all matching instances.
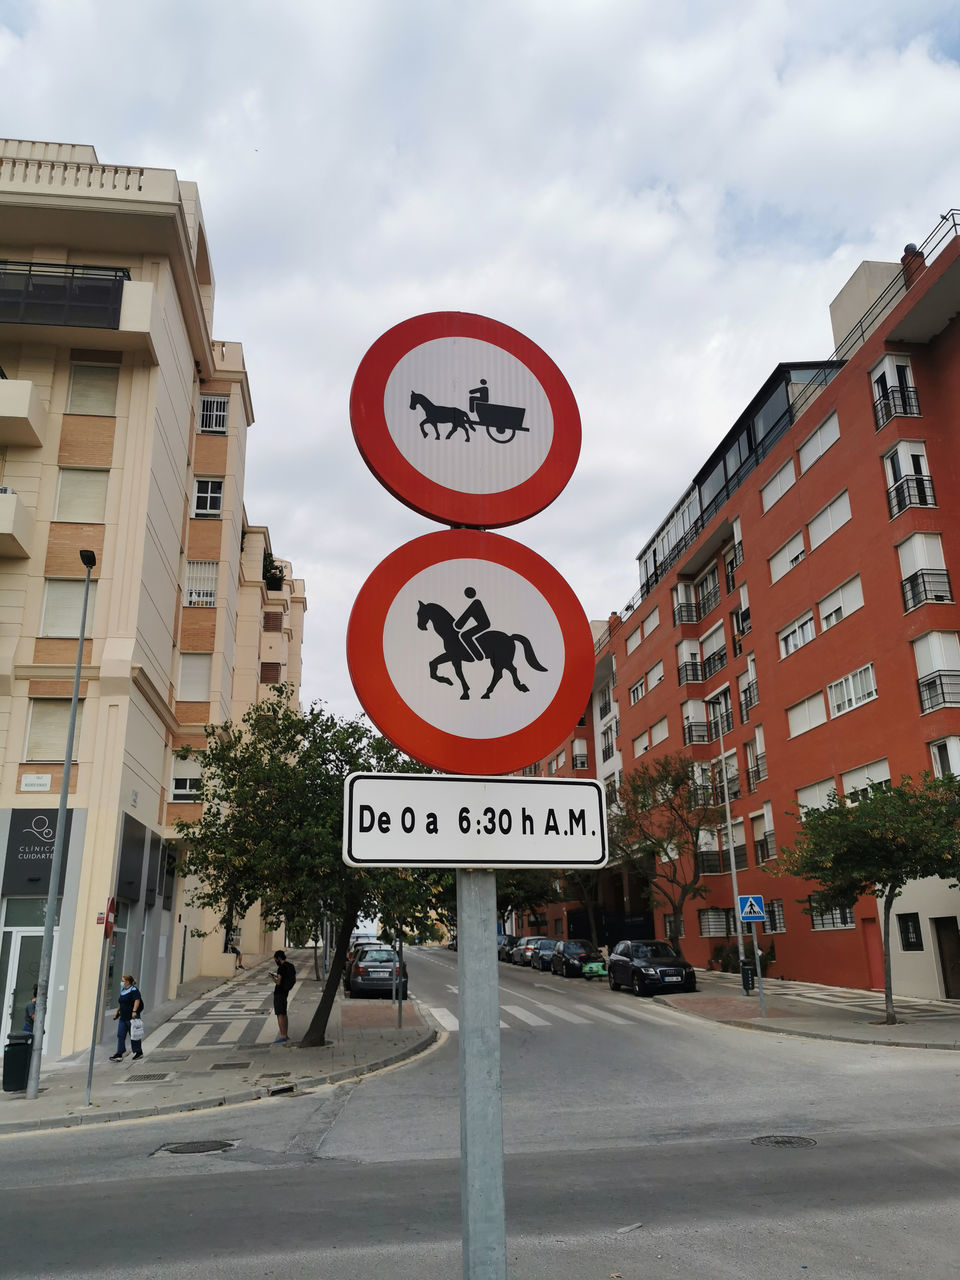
[25,549,96,1100]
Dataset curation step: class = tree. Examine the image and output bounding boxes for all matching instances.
[560,867,605,946]
[613,752,724,957]
[175,688,441,1045]
[430,868,561,938]
[776,773,960,1024]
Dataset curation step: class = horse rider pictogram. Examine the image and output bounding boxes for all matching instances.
[410,381,530,444]
[417,592,547,700]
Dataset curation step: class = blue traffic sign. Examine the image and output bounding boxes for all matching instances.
[738,895,766,923]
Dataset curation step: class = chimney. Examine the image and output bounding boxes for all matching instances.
[901,242,926,290]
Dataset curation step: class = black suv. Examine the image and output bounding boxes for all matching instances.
[607,940,696,995]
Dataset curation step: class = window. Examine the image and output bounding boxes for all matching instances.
[199,394,229,434]
[41,579,96,637]
[632,731,649,758]
[913,631,960,677]
[818,576,863,630]
[809,896,855,930]
[769,532,805,583]
[897,913,924,951]
[598,686,612,719]
[625,627,642,655]
[664,912,685,940]
[841,758,890,803]
[650,716,668,746]
[629,679,644,706]
[642,606,660,637]
[56,469,108,522]
[698,907,738,938]
[646,659,664,687]
[873,355,918,427]
[886,440,933,514]
[572,739,587,769]
[601,725,615,762]
[193,479,223,518]
[67,363,119,416]
[798,412,840,473]
[930,737,960,777]
[797,778,836,812]
[178,653,212,701]
[808,491,851,550]
[760,460,795,512]
[171,758,202,802]
[779,611,815,657]
[763,899,786,933]
[787,692,827,737]
[827,664,877,717]
[185,561,218,607]
[26,699,82,761]
[604,775,618,805]
[696,567,720,618]
[260,662,282,685]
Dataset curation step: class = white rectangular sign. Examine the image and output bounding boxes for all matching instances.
[343,773,607,869]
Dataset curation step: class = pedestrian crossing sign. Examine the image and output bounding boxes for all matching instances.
[738,895,766,923]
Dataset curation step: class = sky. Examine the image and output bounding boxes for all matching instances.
[3,0,960,715]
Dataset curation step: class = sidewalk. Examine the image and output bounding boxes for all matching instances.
[655,968,960,1049]
[0,951,436,1135]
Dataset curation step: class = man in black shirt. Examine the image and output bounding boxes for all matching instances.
[272,950,296,1043]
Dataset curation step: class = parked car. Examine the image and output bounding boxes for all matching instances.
[447,935,457,951]
[607,940,697,995]
[529,937,557,971]
[345,945,408,999]
[497,934,519,962]
[550,939,606,979]
[509,936,543,966]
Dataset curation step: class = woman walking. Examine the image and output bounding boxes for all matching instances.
[109,973,144,1062]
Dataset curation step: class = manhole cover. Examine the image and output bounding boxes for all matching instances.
[751,1135,817,1148]
[211,1061,251,1070]
[163,1140,235,1154]
[124,1073,172,1084]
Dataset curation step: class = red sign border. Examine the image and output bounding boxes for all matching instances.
[347,530,595,774]
[349,312,581,528]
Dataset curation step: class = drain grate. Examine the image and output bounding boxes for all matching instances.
[124,1072,172,1084]
[751,1135,817,1148]
[152,1053,190,1062]
[211,1061,251,1070]
[162,1140,235,1154]
[259,1071,290,1078]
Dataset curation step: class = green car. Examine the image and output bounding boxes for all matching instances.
[550,939,607,980]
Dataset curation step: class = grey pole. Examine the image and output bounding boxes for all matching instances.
[457,868,507,1280]
[715,715,746,971]
[26,549,95,1100]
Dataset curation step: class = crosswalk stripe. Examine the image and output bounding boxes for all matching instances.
[427,1007,460,1031]
[518,999,590,1025]
[501,1005,550,1027]
[561,1003,629,1025]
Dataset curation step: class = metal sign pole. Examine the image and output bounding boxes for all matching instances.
[84,933,110,1106]
[457,868,507,1280]
[397,933,404,1029]
[751,922,767,1018]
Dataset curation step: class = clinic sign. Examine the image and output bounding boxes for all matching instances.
[1,808,74,895]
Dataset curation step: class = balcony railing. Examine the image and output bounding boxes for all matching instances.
[697,583,721,618]
[682,721,710,745]
[714,769,741,802]
[601,742,615,762]
[0,261,129,329]
[888,473,936,517]
[707,709,734,741]
[739,679,759,722]
[702,647,728,679]
[901,568,953,611]
[746,754,768,792]
[918,669,960,712]
[698,844,748,875]
[725,542,744,592]
[673,601,699,626]
[754,831,777,863]
[572,753,588,770]
[678,660,703,685]
[689,783,716,808]
[874,385,921,430]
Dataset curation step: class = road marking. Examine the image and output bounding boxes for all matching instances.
[178,1023,214,1049]
[256,1016,279,1044]
[517,999,590,1025]
[140,1022,178,1050]
[427,1007,460,1031]
[501,1004,550,1027]
[562,1002,630,1025]
[218,1019,250,1043]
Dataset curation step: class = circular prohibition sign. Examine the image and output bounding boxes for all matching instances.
[349,311,581,528]
[347,529,595,774]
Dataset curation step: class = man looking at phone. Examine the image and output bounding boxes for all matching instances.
[272,950,296,1043]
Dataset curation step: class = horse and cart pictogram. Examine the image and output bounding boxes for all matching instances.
[410,379,529,444]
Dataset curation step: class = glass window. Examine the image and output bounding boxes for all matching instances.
[185,561,218,607]
[199,394,229,434]
[779,611,815,657]
[193,479,223,518]
[818,576,863,630]
[827,664,877,717]
[897,913,923,951]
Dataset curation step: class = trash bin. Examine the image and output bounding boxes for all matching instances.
[740,960,756,994]
[3,1033,33,1092]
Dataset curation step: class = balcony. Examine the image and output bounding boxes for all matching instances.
[739,679,759,722]
[888,473,935,517]
[601,742,615,763]
[874,385,921,430]
[697,583,721,619]
[714,769,741,802]
[678,660,703,685]
[707,709,734,741]
[673,601,698,626]
[902,568,953,611]
[725,542,744,592]
[0,487,34,557]
[697,844,748,875]
[682,721,710,745]
[702,647,728,679]
[746,754,768,792]
[918,669,960,712]
[0,378,46,447]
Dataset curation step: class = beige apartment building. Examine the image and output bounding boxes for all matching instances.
[0,139,306,1056]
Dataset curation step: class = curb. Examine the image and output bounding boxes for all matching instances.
[0,1029,438,1136]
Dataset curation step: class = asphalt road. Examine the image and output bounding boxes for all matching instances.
[3,946,958,1279]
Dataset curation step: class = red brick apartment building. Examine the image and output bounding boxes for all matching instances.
[523,217,960,1002]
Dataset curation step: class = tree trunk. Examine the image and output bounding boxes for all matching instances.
[583,896,599,947]
[882,889,898,1025]
[300,906,358,1046]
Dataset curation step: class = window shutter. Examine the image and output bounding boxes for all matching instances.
[67,365,119,415]
[42,580,96,637]
[260,662,282,684]
[263,612,283,633]
[179,654,212,700]
[56,470,109,522]
[27,700,82,761]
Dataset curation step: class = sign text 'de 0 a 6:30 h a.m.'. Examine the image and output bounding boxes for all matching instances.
[343,774,607,869]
